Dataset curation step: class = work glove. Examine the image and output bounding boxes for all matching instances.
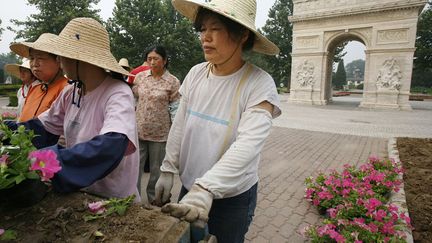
[161,184,213,228]
[154,172,174,206]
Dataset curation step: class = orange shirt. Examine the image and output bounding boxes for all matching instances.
[19,76,68,122]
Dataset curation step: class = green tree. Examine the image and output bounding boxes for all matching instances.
[345,59,365,79]
[9,0,102,41]
[259,0,293,88]
[412,1,432,88]
[333,60,346,90]
[107,0,202,80]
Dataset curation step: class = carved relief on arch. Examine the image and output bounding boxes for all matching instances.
[296,60,316,87]
[376,58,402,91]
[377,28,409,44]
[295,35,319,49]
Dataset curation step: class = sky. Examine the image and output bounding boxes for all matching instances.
[0,0,364,63]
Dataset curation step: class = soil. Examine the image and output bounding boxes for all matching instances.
[397,137,432,243]
[0,192,188,242]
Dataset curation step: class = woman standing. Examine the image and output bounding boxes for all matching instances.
[154,0,281,242]
[132,46,180,203]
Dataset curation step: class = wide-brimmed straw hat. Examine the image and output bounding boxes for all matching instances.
[10,33,58,58]
[118,58,130,70]
[14,18,129,76]
[172,0,279,55]
[4,59,31,79]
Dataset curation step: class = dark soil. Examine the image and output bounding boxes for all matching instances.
[0,192,188,242]
[397,137,432,243]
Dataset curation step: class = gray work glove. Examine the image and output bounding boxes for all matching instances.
[161,184,213,228]
[154,172,174,206]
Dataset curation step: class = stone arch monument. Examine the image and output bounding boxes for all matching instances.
[288,0,427,110]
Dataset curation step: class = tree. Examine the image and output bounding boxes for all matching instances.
[333,60,346,90]
[345,59,365,79]
[412,1,432,88]
[259,0,293,88]
[8,0,102,42]
[107,0,202,81]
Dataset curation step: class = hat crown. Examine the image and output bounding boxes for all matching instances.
[58,18,110,53]
[205,0,257,30]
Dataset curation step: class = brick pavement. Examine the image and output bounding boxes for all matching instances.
[245,127,388,242]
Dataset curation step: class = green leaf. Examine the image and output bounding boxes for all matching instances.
[0,229,17,240]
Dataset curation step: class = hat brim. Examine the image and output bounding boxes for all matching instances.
[11,37,130,76]
[4,64,21,79]
[10,41,38,58]
[172,0,279,55]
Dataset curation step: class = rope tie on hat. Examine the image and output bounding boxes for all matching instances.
[67,79,85,108]
[67,61,85,108]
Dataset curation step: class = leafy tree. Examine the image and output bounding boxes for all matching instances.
[332,60,346,89]
[107,0,202,81]
[345,59,365,79]
[8,0,102,42]
[159,0,203,80]
[259,0,293,88]
[412,1,432,88]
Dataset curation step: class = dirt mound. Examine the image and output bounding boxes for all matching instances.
[0,192,188,242]
[397,137,432,243]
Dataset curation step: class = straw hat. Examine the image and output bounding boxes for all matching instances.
[118,58,130,70]
[10,33,58,58]
[172,0,279,55]
[4,59,31,79]
[14,18,129,76]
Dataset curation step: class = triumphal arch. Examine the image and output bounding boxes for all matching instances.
[288,0,427,110]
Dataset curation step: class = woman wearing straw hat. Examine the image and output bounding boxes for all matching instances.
[5,17,140,202]
[118,58,132,81]
[9,33,69,122]
[4,59,40,117]
[154,0,281,241]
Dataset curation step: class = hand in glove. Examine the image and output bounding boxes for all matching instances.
[154,172,174,206]
[161,184,213,228]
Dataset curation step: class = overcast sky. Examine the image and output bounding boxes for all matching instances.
[0,0,363,63]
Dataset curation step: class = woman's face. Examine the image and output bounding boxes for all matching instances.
[29,49,61,82]
[19,68,34,85]
[59,56,76,80]
[147,51,166,75]
[199,15,241,64]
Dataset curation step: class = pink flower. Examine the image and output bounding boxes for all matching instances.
[29,150,61,181]
[0,228,4,235]
[0,155,9,169]
[88,201,108,214]
[374,209,387,222]
[366,198,382,212]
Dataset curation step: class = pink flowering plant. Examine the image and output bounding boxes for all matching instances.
[303,156,411,242]
[1,111,17,121]
[304,157,403,213]
[84,194,136,221]
[0,122,61,190]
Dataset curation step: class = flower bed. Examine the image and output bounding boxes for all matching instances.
[303,156,412,242]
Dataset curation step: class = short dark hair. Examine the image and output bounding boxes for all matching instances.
[193,7,255,52]
[145,45,169,68]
